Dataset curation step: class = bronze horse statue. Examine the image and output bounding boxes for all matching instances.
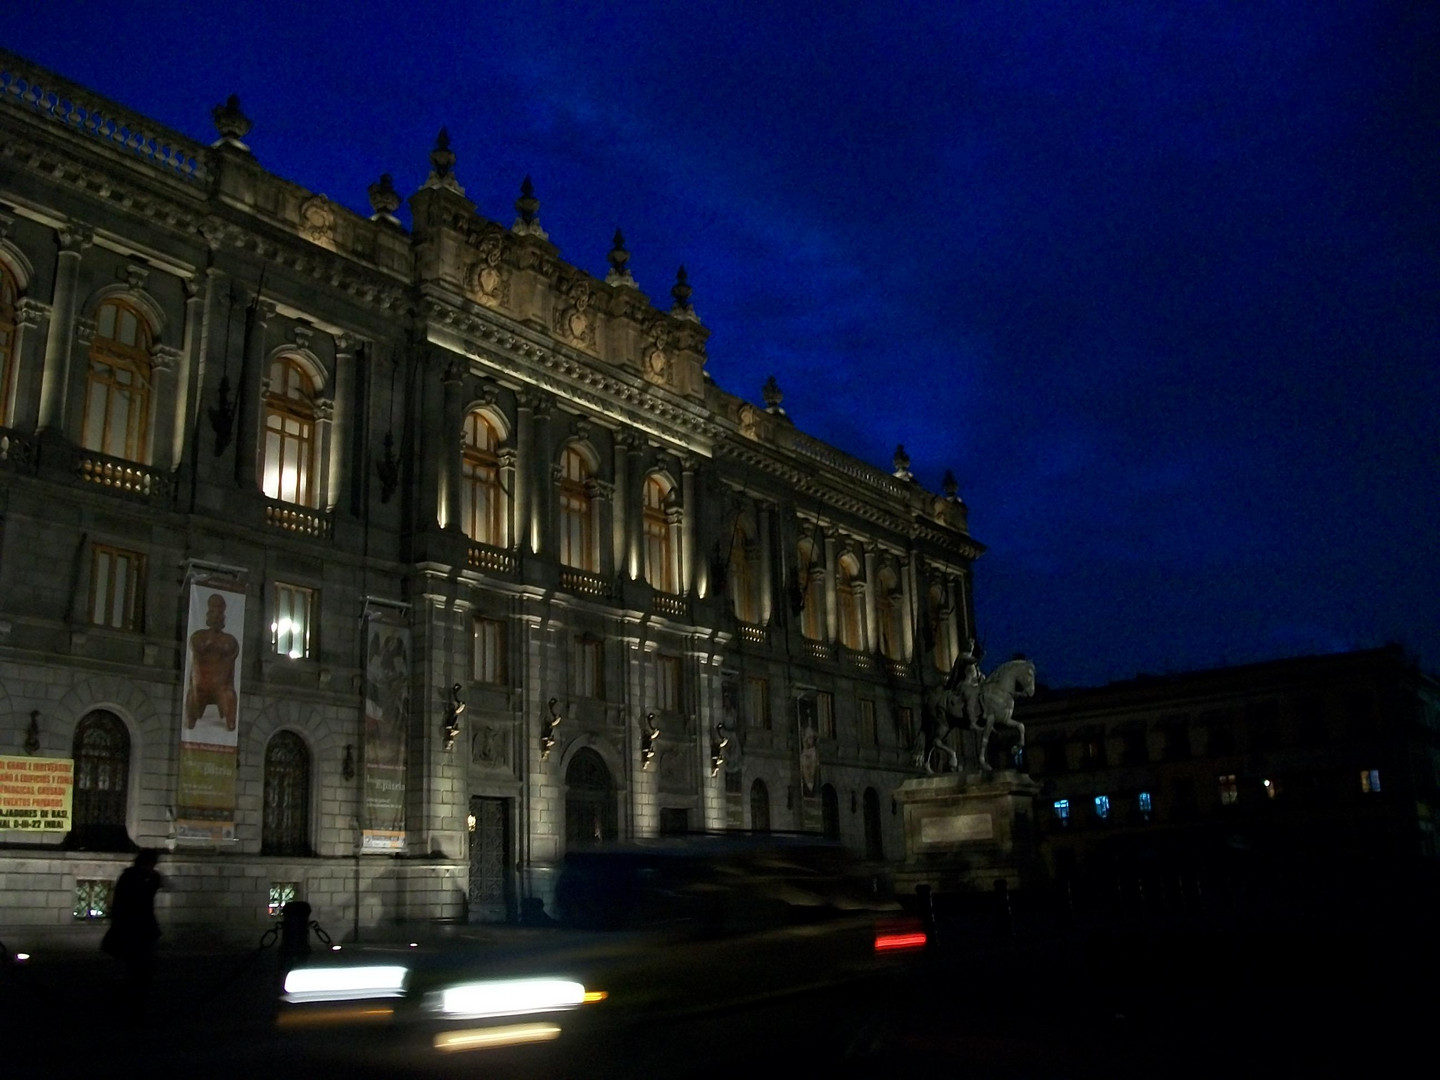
[914,654,1036,774]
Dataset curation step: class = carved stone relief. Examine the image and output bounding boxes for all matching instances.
[298,195,334,244]
[554,274,597,350]
[465,232,511,308]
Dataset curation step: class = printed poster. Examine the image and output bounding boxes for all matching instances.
[0,756,74,833]
[797,696,820,798]
[176,578,243,842]
[363,616,409,852]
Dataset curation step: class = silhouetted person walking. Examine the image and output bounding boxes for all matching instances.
[102,849,165,1024]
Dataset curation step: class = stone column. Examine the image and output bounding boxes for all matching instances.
[823,531,839,642]
[438,359,464,529]
[757,503,774,625]
[946,577,961,669]
[611,432,631,578]
[234,297,274,490]
[498,447,518,550]
[515,393,533,552]
[37,225,92,434]
[8,298,49,430]
[863,548,879,653]
[626,441,646,579]
[680,457,696,594]
[148,346,183,469]
[169,275,207,468]
[591,478,616,574]
[899,556,916,661]
[328,334,359,514]
[532,400,554,557]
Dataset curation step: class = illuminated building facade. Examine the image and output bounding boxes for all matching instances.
[0,50,981,944]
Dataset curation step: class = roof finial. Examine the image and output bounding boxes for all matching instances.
[424,128,465,194]
[512,176,548,238]
[943,469,961,502]
[670,265,699,321]
[762,375,785,416]
[606,229,636,286]
[893,445,913,482]
[367,173,402,225]
[210,94,252,151]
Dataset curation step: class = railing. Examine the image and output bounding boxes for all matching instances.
[0,48,209,183]
[846,650,877,673]
[788,431,909,499]
[886,658,912,680]
[467,543,516,575]
[78,453,172,500]
[559,568,614,600]
[651,592,686,617]
[265,501,332,538]
[737,622,767,646]
[0,428,36,470]
[803,639,832,662]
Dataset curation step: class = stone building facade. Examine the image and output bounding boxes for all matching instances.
[0,50,982,945]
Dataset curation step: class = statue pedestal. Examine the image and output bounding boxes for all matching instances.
[893,771,1042,895]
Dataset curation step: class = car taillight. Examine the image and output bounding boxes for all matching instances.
[874,918,927,953]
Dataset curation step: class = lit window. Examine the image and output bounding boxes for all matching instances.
[83,298,153,462]
[836,556,863,651]
[1138,791,1153,818]
[0,263,17,425]
[1218,774,1239,805]
[261,356,320,507]
[268,883,298,918]
[1361,769,1382,794]
[272,583,314,659]
[473,618,506,685]
[877,569,906,661]
[1053,799,1070,824]
[895,706,914,746]
[728,523,759,624]
[817,691,836,739]
[73,880,111,920]
[656,654,681,713]
[573,637,603,699]
[745,677,770,731]
[860,699,878,746]
[460,410,507,547]
[643,474,678,594]
[558,445,597,571]
[89,544,145,630]
[1094,795,1111,821]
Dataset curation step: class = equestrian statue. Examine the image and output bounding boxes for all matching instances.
[913,640,1036,775]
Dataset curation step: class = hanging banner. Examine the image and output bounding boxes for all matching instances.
[0,756,74,833]
[797,696,820,798]
[362,614,410,852]
[176,578,244,842]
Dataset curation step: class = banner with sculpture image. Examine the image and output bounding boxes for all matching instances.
[363,613,410,852]
[176,577,244,842]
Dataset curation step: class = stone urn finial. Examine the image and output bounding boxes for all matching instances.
[893,444,914,481]
[670,265,698,321]
[943,469,961,502]
[424,128,465,194]
[762,375,785,415]
[606,228,636,286]
[210,94,252,150]
[511,175,547,238]
[367,173,402,223]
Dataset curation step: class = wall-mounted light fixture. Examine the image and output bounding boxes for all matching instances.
[24,711,40,755]
[341,744,355,781]
[541,698,563,760]
[443,684,465,752]
[640,713,660,770]
[466,812,476,833]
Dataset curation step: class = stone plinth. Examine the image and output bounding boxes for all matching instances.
[893,771,1042,895]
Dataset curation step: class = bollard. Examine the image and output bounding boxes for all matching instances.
[279,901,313,968]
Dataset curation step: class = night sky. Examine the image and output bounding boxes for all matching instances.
[7,2,1437,688]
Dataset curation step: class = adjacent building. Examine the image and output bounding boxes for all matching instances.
[0,50,983,945]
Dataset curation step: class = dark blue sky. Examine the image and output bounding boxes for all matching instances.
[8,2,1437,687]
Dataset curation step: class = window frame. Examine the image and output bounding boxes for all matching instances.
[89,543,146,631]
[271,581,316,660]
[473,616,507,686]
[82,297,154,462]
[460,409,508,547]
[261,355,321,508]
[573,635,604,699]
[817,691,836,739]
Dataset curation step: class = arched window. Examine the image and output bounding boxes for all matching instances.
[750,778,771,832]
[558,445,597,571]
[877,567,906,661]
[565,747,616,848]
[82,298,153,462]
[836,555,863,651]
[728,521,758,624]
[863,787,883,860]
[642,474,677,594]
[262,731,311,856]
[461,409,508,547]
[798,539,825,641]
[821,784,841,841]
[0,263,17,425]
[69,710,130,851]
[261,355,320,506]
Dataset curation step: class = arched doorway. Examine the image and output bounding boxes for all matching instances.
[262,731,311,856]
[821,784,841,841]
[68,710,131,851]
[565,747,617,848]
[863,787,883,860]
[750,778,771,832]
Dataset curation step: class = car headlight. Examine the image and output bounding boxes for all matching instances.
[283,964,410,1002]
[426,977,591,1020]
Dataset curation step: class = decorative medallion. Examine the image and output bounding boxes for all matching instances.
[554,274,597,349]
[465,233,510,307]
[298,195,334,244]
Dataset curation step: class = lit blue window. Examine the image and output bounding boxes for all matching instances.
[1094,795,1111,820]
[1138,791,1152,814]
[1053,799,1070,823]
[1361,769,1381,794]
